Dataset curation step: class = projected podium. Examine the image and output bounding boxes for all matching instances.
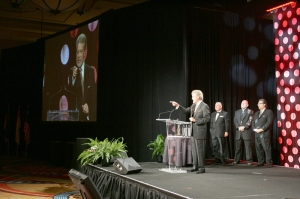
[46,86,79,121]
[156,119,192,173]
[47,110,79,121]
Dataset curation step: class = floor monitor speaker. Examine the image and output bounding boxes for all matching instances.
[68,169,103,199]
[113,157,142,175]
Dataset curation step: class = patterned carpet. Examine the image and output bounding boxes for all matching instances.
[0,155,82,199]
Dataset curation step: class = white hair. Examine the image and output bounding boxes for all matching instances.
[191,90,203,100]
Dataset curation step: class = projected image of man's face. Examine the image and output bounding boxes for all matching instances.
[76,42,86,68]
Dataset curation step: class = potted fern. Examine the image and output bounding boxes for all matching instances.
[77,137,127,167]
[147,134,165,162]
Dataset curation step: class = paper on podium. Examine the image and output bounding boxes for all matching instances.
[156,118,171,122]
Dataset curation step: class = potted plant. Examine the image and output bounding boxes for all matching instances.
[77,137,127,167]
[147,134,165,162]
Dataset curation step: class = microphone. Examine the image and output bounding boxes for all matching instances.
[70,66,77,71]
[157,109,175,119]
[70,66,82,74]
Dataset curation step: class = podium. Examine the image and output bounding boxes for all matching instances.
[47,110,79,121]
[46,86,79,121]
[156,119,192,137]
[156,119,192,173]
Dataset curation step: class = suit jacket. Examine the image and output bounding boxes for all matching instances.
[233,108,253,140]
[178,101,210,139]
[210,110,229,138]
[252,109,274,138]
[68,64,97,121]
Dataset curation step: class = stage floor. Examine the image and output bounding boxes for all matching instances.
[100,161,300,199]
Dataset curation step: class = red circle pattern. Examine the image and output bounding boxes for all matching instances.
[274,4,300,168]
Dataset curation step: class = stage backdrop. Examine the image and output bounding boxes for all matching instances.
[273,3,300,168]
[96,1,187,162]
[0,1,281,165]
[184,7,277,163]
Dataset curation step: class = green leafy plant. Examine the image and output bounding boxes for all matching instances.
[77,137,127,166]
[147,134,165,159]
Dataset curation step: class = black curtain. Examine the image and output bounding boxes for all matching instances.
[97,1,186,162]
[84,165,186,199]
[184,7,277,163]
[0,41,44,157]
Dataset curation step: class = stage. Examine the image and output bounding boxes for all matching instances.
[84,160,300,199]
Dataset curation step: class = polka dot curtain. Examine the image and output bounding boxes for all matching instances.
[273,2,300,168]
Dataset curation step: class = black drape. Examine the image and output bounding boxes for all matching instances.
[84,165,186,199]
[0,42,44,157]
[97,1,186,162]
[184,7,277,163]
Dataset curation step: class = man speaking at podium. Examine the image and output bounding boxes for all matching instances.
[171,90,210,174]
[69,33,96,121]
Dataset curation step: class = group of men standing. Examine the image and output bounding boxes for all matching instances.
[170,89,274,174]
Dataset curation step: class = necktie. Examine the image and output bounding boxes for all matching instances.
[75,68,81,88]
[259,111,262,117]
[75,68,84,104]
[80,68,84,102]
[215,112,219,121]
[241,110,245,124]
[194,105,198,116]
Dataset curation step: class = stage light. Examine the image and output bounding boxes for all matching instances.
[266,1,297,12]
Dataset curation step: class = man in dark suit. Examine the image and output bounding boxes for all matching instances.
[252,99,274,168]
[69,33,97,121]
[233,100,253,165]
[171,90,210,174]
[210,102,229,164]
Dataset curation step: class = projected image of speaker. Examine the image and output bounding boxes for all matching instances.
[113,157,142,175]
[68,169,103,199]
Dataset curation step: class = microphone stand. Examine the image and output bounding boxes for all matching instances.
[168,109,175,119]
[63,86,78,110]
[157,109,175,119]
[48,87,62,111]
